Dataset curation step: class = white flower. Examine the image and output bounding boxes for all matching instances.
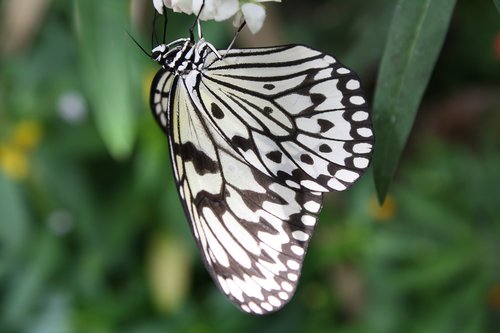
[57,91,87,124]
[153,0,281,33]
[153,0,194,15]
[193,0,239,21]
[152,0,166,14]
[235,3,265,34]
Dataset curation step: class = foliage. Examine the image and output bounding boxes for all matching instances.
[0,0,499,332]
[372,0,456,202]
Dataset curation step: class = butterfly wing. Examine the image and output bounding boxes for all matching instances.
[150,68,175,135]
[201,45,374,193]
[151,66,323,315]
[150,45,373,315]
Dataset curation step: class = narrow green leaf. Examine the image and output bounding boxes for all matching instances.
[494,0,500,13]
[77,0,137,159]
[4,233,59,324]
[27,293,72,333]
[372,0,456,203]
[0,172,30,274]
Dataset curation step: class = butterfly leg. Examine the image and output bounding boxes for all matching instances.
[162,5,168,44]
[190,0,206,42]
[152,8,159,48]
[222,21,246,59]
[205,42,222,60]
[152,5,169,47]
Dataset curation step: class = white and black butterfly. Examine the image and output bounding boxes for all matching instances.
[149,7,374,315]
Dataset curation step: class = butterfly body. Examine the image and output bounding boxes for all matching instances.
[150,40,374,314]
[153,38,219,74]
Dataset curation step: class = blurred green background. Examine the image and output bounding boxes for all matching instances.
[1,0,499,332]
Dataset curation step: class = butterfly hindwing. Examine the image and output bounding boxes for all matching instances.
[151,69,323,314]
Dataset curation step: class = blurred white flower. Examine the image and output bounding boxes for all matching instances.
[48,210,75,236]
[152,0,280,33]
[57,90,87,124]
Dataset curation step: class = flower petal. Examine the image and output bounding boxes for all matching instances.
[152,0,275,31]
[232,10,244,28]
[170,0,194,14]
[241,3,266,34]
[193,0,239,21]
[153,0,164,14]
[213,0,239,21]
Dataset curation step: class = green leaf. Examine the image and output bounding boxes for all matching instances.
[372,0,456,203]
[77,0,138,159]
[27,293,72,333]
[3,233,60,326]
[0,172,30,275]
[494,0,500,13]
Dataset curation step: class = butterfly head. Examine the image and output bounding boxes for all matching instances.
[152,44,168,63]
[151,38,194,72]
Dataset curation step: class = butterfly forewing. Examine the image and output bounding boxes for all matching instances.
[150,44,373,315]
[202,45,373,193]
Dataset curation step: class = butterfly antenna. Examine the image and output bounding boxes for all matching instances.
[127,31,152,58]
[190,0,205,41]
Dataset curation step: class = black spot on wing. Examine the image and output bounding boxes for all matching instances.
[300,154,314,165]
[310,93,326,105]
[317,119,334,133]
[266,151,283,163]
[175,142,219,175]
[231,135,253,152]
[211,103,225,119]
[319,144,332,153]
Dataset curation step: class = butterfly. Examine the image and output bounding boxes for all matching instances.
[149,6,374,315]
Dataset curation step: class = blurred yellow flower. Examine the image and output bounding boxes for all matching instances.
[0,144,29,180]
[488,283,500,310]
[147,233,192,314]
[12,120,42,150]
[0,120,42,181]
[369,194,396,221]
